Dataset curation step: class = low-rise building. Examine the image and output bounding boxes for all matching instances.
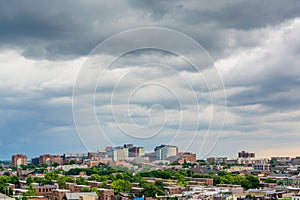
[65,192,98,200]
[164,186,185,195]
[226,166,254,173]
[98,188,114,200]
[23,185,57,198]
[73,185,91,193]
[178,152,197,164]
[0,193,15,200]
[51,189,70,200]
[292,193,300,200]
[254,163,271,171]
[189,178,214,186]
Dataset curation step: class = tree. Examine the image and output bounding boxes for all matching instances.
[265,178,276,183]
[89,174,101,182]
[65,176,74,183]
[245,174,259,189]
[220,175,233,184]
[76,177,88,185]
[33,177,44,185]
[24,184,36,196]
[132,174,145,185]
[218,174,259,190]
[0,176,10,194]
[170,161,180,165]
[90,187,99,196]
[174,173,188,187]
[3,172,10,176]
[69,160,76,165]
[66,168,82,175]
[186,169,194,177]
[100,181,107,188]
[154,180,165,191]
[81,188,90,192]
[41,163,48,168]
[44,172,59,184]
[21,165,28,170]
[277,180,284,185]
[57,177,66,188]
[9,176,19,185]
[52,162,59,168]
[57,176,74,188]
[246,194,257,200]
[141,182,165,197]
[26,177,33,185]
[139,170,172,179]
[110,179,132,194]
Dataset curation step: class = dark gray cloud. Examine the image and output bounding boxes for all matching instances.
[1,0,300,59]
[187,1,300,29]
[0,0,300,159]
[0,0,125,59]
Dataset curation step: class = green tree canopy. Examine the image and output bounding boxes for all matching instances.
[110,179,132,194]
[44,172,59,184]
[140,182,165,197]
[76,176,88,185]
[0,176,10,194]
[26,177,33,185]
[9,176,19,185]
[52,162,59,168]
[24,184,36,196]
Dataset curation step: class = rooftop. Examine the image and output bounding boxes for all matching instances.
[65,192,97,200]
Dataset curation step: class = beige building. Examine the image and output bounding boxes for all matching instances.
[65,192,98,200]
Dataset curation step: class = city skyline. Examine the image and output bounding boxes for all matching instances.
[1,1,300,160]
[2,145,298,162]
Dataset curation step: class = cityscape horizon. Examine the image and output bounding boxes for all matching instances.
[1,144,299,162]
[1,2,300,199]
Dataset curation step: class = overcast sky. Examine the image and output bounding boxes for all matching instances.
[0,0,300,160]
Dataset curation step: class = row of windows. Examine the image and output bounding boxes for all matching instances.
[38,188,53,192]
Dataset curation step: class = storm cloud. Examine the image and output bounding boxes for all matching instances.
[0,0,299,159]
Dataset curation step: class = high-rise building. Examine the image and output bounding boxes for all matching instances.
[145,152,157,162]
[238,150,255,158]
[106,144,146,161]
[31,157,39,165]
[128,146,145,157]
[107,147,128,161]
[12,154,27,167]
[154,144,178,160]
[123,144,134,149]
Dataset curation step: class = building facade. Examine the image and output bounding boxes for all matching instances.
[178,152,197,163]
[12,154,27,167]
[154,144,178,160]
[39,154,63,166]
[238,151,255,158]
[253,163,271,171]
[107,147,128,161]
